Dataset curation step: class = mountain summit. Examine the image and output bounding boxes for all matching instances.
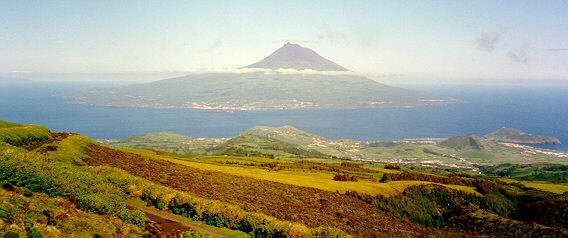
[244,43,348,71]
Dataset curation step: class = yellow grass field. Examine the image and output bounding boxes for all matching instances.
[520,181,568,194]
[122,148,479,197]
[499,178,568,194]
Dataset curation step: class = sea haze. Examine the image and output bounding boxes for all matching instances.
[1,81,567,151]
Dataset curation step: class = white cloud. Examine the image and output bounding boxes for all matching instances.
[184,67,356,75]
[276,39,318,44]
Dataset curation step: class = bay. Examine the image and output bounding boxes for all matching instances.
[1,81,567,151]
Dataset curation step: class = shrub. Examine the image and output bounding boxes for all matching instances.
[118,209,148,227]
[2,230,21,238]
[384,164,401,170]
[333,173,358,182]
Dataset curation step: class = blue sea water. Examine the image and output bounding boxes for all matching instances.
[1,81,567,151]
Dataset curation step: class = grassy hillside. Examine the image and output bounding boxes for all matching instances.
[0,120,50,147]
[2,120,568,237]
[0,125,312,237]
[0,120,22,128]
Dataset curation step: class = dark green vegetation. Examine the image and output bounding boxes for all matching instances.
[2,120,568,237]
[485,127,561,144]
[479,163,568,182]
[1,183,145,237]
[351,173,568,236]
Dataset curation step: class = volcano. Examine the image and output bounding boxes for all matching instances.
[245,43,348,71]
[64,43,461,110]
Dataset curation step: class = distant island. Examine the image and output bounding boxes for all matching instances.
[484,127,561,144]
[63,43,462,110]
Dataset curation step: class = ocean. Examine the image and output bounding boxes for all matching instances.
[1,81,567,151]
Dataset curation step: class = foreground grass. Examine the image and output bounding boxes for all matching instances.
[0,185,144,237]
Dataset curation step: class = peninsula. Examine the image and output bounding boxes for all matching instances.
[484,127,561,144]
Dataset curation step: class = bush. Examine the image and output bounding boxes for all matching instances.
[384,164,401,170]
[2,230,20,238]
[24,220,42,238]
[118,209,148,227]
[333,173,358,182]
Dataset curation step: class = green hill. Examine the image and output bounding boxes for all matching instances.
[0,120,51,147]
[2,120,568,237]
[240,125,325,146]
[484,127,561,144]
[439,135,486,150]
[208,134,328,158]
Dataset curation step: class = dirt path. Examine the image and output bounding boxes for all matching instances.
[126,204,226,238]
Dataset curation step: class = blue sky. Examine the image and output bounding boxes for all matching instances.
[1,0,567,81]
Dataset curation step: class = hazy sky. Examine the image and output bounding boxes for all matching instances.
[1,0,567,81]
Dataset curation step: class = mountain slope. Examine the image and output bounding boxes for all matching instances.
[65,71,459,110]
[245,42,348,71]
